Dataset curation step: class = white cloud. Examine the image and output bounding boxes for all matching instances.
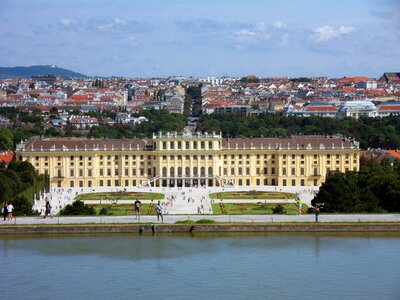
[60,19,73,27]
[273,21,286,29]
[124,36,138,46]
[234,29,256,37]
[311,25,355,42]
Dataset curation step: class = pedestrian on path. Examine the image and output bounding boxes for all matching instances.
[156,201,163,223]
[44,200,51,218]
[134,199,142,221]
[7,202,14,221]
[314,206,320,222]
[2,202,7,221]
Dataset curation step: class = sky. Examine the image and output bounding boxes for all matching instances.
[0,0,399,78]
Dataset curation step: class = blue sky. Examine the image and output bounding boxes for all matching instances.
[0,0,399,78]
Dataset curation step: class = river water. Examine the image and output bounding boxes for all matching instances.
[1,232,399,300]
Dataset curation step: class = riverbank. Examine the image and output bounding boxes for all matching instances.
[1,222,400,234]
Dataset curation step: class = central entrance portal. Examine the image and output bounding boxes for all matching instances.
[156,177,218,187]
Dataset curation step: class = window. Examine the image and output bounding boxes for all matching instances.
[88,169,92,177]
[256,179,260,185]
[292,179,296,186]
[301,179,305,186]
[170,142,174,150]
[283,179,287,186]
[301,168,304,176]
[209,141,212,149]
[271,167,275,175]
[292,168,295,176]
[107,169,111,176]
[239,179,243,186]
[246,179,250,186]
[107,180,111,186]
[132,169,136,176]
[79,169,83,176]
[264,179,268,185]
[282,168,286,175]
[100,180,103,186]
[163,142,167,149]
[186,141,190,149]
[224,168,228,176]
[271,179,276,185]
[70,181,74,187]
[125,180,129,186]
[115,169,119,176]
[100,169,104,176]
[125,168,129,176]
[231,168,235,175]
[70,170,74,176]
[246,168,250,175]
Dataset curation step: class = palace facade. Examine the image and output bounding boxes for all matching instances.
[16,131,360,188]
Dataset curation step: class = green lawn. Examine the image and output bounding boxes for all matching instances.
[91,204,158,216]
[75,191,164,201]
[209,191,298,200]
[212,203,308,215]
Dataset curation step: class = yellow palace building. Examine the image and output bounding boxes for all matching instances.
[16,131,360,189]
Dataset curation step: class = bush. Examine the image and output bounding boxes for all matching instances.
[11,195,38,216]
[98,207,113,215]
[59,200,95,216]
[175,220,195,224]
[272,205,286,214]
[195,219,216,224]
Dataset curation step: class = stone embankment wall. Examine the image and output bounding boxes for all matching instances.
[1,223,399,234]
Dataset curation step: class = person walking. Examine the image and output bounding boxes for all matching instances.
[7,202,14,221]
[44,200,51,218]
[134,199,142,221]
[314,206,320,222]
[298,199,303,215]
[2,202,7,221]
[156,201,163,223]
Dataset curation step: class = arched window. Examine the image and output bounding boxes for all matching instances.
[201,167,205,176]
[208,167,213,176]
[185,167,190,176]
[178,167,182,176]
[162,167,167,177]
[193,167,198,176]
[170,167,175,177]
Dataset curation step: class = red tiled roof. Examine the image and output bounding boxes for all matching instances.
[305,106,337,112]
[378,105,400,111]
[0,151,14,164]
[385,150,400,159]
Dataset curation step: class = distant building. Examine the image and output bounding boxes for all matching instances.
[337,100,377,119]
[380,72,400,84]
[357,80,377,90]
[376,102,400,117]
[32,74,57,84]
[284,102,338,118]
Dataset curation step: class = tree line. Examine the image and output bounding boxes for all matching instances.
[198,113,400,149]
[0,160,49,216]
[312,158,400,213]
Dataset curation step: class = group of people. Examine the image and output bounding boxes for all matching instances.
[2,202,14,221]
[133,199,164,223]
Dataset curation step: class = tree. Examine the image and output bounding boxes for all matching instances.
[59,200,95,215]
[0,128,14,150]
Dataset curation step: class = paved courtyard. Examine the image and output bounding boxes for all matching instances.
[31,185,318,216]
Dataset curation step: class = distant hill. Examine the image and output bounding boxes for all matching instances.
[0,65,87,79]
